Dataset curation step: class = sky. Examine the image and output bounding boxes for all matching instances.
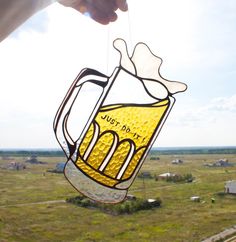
[0,0,236,149]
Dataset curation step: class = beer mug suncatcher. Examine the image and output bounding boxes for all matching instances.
[54,39,187,203]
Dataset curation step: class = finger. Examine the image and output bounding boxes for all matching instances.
[89,9,118,25]
[108,11,118,22]
[90,0,118,15]
[65,0,88,13]
[63,0,126,24]
[86,0,118,24]
[116,0,128,12]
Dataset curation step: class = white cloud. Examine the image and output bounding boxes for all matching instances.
[1,1,236,148]
[169,94,236,127]
[155,94,236,147]
[206,95,236,113]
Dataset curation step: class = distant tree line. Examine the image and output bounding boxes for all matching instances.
[1,146,236,157]
[0,150,64,157]
[149,147,236,155]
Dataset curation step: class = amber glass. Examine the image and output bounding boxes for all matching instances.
[76,99,170,188]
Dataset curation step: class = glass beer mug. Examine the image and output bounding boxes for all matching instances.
[54,39,187,203]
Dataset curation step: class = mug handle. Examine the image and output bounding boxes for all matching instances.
[53,68,108,159]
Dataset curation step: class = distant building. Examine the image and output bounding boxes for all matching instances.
[47,162,66,173]
[172,159,183,164]
[214,159,232,167]
[25,155,46,164]
[158,172,176,180]
[204,158,233,167]
[55,162,66,173]
[225,181,236,194]
[5,161,26,170]
[190,196,200,202]
[25,155,39,164]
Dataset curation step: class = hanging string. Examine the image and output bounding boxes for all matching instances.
[106,4,133,75]
[106,24,110,75]
[127,6,133,51]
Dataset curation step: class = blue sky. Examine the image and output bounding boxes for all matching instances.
[0,0,235,148]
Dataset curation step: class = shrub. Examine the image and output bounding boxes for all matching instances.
[138,171,153,179]
[80,198,93,207]
[166,173,193,183]
[66,195,162,215]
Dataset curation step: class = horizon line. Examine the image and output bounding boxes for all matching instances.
[1,146,236,151]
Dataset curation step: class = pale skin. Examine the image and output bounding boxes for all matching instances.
[0,0,128,42]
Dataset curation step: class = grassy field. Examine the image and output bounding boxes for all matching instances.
[0,153,236,242]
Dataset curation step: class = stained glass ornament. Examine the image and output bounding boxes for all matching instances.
[54,38,187,203]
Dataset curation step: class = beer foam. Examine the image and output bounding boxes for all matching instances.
[113,39,187,99]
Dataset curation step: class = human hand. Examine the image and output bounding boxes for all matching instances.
[59,0,128,24]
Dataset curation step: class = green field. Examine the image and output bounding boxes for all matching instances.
[1,153,236,242]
